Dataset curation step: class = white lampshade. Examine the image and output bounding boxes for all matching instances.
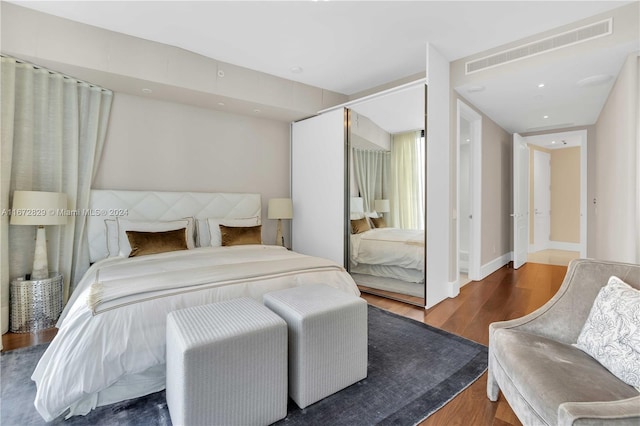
[11,190,67,280]
[350,197,364,213]
[374,199,390,213]
[10,191,68,225]
[268,198,293,220]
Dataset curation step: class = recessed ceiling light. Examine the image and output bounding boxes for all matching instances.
[466,139,471,142]
[537,83,545,88]
[217,102,225,106]
[141,88,152,94]
[543,115,549,119]
[290,66,303,74]
[253,109,261,113]
[466,85,485,93]
[551,140,557,144]
[576,74,613,87]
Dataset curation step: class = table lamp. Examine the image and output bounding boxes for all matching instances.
[10,191,67,280]
[350,197,364,214]
[268,198,293,246]
[374,199,390,217]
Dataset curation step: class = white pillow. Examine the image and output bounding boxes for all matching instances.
[575,276,640,389]
[105,219,119,257]
[116,218,195,257]
[203,217,260,247]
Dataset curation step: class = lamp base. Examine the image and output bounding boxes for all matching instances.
[275,219,284,246]
[32,226,49,280]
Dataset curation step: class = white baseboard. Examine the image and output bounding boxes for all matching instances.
[480,253,512,280]
[548,241,581,251]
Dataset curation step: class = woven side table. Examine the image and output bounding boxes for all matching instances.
[10,272,63,333]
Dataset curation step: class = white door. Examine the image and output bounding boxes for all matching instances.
[291,109,346,266]
[533,150,551,252]
[512,134,529,269]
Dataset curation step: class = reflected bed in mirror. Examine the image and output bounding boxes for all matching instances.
[347,83,426,306]
[350,219,424,292]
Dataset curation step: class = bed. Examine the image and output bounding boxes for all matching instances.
[350,227,424,284]
[31,190,360,421]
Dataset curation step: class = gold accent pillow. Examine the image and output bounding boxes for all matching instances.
[220,224,262,246]
[351,217,371,234]
[370,216,387,228]
[126,228,188,257]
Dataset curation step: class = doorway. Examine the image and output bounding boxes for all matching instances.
[456,100,482,283]
[520,130,587,266]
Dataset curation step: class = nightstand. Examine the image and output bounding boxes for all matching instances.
[10,272,63,333]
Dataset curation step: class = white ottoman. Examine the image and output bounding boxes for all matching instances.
[166,298,287,426]
[264,284,367,408]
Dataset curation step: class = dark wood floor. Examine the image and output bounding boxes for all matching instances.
[362,262,567,426]
[2,262,567,425]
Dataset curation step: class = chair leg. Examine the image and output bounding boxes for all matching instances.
[487,358,500,401]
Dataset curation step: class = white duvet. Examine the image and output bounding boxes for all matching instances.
[32,245,359,421]
[350,228,424,271]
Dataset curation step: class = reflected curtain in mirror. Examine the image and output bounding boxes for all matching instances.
[390,131,425,230]
[352,149,390,213]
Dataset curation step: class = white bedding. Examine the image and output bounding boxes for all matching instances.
[351,263,424,283]
[350,227,424,271]
[31,245,359,421]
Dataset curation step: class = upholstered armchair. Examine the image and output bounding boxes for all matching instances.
[487,259,640,426]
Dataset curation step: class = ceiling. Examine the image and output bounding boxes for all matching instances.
[524,130,584,150]
[10,1,639,135]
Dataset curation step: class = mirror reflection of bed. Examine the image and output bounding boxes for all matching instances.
[347,84,425,306]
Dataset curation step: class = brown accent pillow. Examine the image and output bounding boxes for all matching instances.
[220,224,262,246]
[126,228,188,257]
[351,217,371,234]
[370,216,388,229]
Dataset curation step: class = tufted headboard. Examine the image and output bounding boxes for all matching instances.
[86,190,262,263]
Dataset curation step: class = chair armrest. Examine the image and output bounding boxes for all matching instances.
[558,396,640,426]
[489,259,584,342]
[491,259,640,344]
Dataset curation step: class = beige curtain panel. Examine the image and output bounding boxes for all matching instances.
[389,131,425,230]
[0,56,113,335]
[352,149,390,213]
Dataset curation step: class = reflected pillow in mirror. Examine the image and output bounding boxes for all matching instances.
[220,224,262,246]
[351,218,371,234]
[370,217,387,228]
[126,228,188,257]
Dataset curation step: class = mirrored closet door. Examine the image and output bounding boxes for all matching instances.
[346,84,426,306]
[290,83,426,307]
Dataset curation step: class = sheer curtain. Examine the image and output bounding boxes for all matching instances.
[1,56,113,335]
[352,149,390,212]
[389,131,425,229]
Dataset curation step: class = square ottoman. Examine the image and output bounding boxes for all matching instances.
[264,284,367,408]
[166,298,287,426]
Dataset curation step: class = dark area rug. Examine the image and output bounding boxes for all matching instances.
[1,305,487,426]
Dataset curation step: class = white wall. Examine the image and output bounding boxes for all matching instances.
[93,92,291,245]
[593,53,639,263]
